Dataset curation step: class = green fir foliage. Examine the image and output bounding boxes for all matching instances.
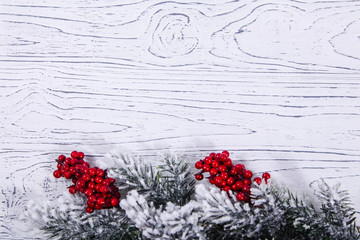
[109,152,195,207]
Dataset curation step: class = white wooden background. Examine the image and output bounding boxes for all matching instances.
[1,0,360,238]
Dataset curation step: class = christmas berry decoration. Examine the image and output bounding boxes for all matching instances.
[262,172,271,183]
[209,168,218,176]
[195,161,203,169]
[195,174,204,180]
[53,151,121,213]
[53,170,61,178]
[194,151,270,203]
[254,177,262,185]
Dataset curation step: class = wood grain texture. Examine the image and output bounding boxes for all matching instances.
[0,0,360,238]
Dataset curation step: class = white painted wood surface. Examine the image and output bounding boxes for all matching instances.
[1,0,360,238]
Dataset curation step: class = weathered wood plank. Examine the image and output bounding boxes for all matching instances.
[0,0,359,72]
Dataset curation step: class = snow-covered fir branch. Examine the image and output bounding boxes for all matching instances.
[23,192,139,240]
[195,182,287,240]
[108,152,195,207]
[115,152,201,239]
[195,180,360,240]
[287,179,359,240]
[120,190,204,240]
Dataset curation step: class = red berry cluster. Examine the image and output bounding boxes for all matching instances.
[53,151,121,213]
[194,151,270,203]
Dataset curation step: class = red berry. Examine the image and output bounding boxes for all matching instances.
[220,172,229,180]
[243,179,252,186]
[100,185,108,193]
[220,181,227,188]
[84,188,93,197]
[204,157,212,165]
[70,158,78,166]
[235,164,245,173]
[220,154,228,162]
[96,169,105,177]
[58,155,66,162]
[224,159,232,166]
[195,161,203,169]
[60,168,66,175]
[222,150,230,157]
[215,153,222,161]
[87,181,95,189]
[111,197,119,207]
[108,178,115,184]
[94,204,103,210]
[78,152,85,159]
[234,181,244,190]
[75,172,82,179]
[209,168,218,176]
[64,171,72,179]
[211,161,219,168]
[71,151,79,158]
[226,177,235,186]
[69,166,76,174]
[209,152,216,159]
[89,168,96,176]
[86,207,94,213]
[262,172,271,180]
[75,164,82,171]
[231,184,238,191]
[229,168,237,176]
[76,179,86,188]
[97,197,105,206]
[209,178,215,184]
[81,167,89,174]
[53,170,61,178]
[69,185,76,194]
[72,178,78,184]
[254,177,262,185]
[87,199,95,207]
[242,184,251,192]
[88,195,97,202]
[202,164,211,172]
[218,165,226,172]
[214,176,222,185]
[82,174,91,182]
[102,178,111,186]
[82,162,90,168]
[244,170,253,179]
[222,185,231,192]
[95,184,102,192]
[195,174,204,181]
[236,192,245,201]
[64,158,71,165]
[95,176,103,183]
[62,163,70,170]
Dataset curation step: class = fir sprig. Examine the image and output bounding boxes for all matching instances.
[117,152,201,239]
[109,152,195,207]
[157,153,196,206]
[285,179,360,240]
[24,193,139,240]
[196,180,359,240]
